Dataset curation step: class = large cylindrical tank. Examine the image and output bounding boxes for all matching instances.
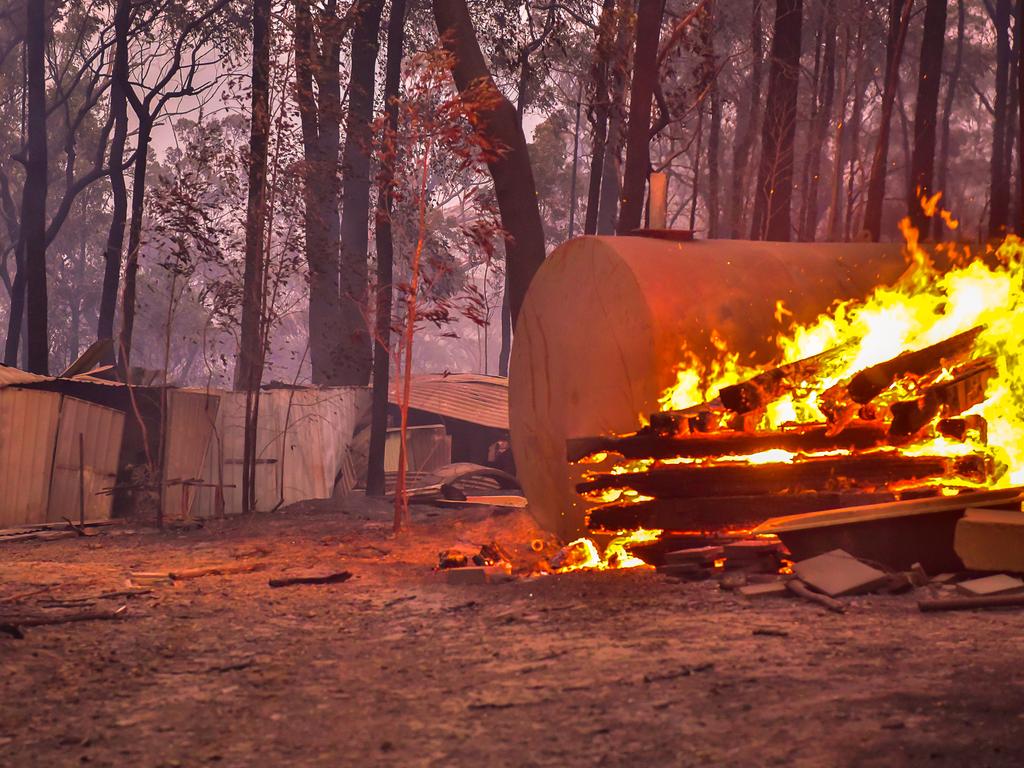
[509,236,913,542]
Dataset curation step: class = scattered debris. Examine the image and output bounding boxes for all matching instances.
[955,574,1024,597]
[954,507,1024,572]
[754,488,1024,573]
[438,550,470,569]
[268,571,353,588]
[791,549,889,597]
[445,565,513,585]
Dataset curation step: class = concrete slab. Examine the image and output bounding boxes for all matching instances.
[956,573,1024,596]
[954,508,1024,573]
[791,549,889,597]
[738,581,790,598]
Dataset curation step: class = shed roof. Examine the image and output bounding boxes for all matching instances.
[390,374,509,430]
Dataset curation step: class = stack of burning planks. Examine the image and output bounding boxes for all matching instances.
[569,326,997,532]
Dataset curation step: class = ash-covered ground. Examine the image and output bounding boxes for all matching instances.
[1,498,1022,768]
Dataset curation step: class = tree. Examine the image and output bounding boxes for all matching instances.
[584,0,617,236]
[934,0,964,240]
[367,0,408,498]
[22,0,48,373]
[617,0,665,234]
[338,0,386,386]
[749,0,802,241]
[294,0,347,386]
[728,0,764,238]
[432,0,546,330]
[237,0,272,514]
[907,0,947,235]
[96,0,131,355]
[861,0,913,241]
[797,0,837,241]
[989,0,1013,238]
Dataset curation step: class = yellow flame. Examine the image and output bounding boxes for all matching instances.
[657,218,1024,482]
[556,529,662,572]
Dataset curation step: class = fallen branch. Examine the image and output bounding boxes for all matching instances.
[267,571,352,588]
[918,594,1024,612]
[0,605,127,636]
[131,562,265,581]
[786,579,846,613]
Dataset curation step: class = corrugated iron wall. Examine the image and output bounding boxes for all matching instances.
[0,389,125,528]
[161,389,220,522]
[192,387,368,518]
[49,396,125,522]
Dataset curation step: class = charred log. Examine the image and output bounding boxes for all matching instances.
[718,342,855,414]
[578,452,990,499]
[568,421,890,462]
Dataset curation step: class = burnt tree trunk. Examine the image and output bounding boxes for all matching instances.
[1019,0,1024,230]
[338,0,385,386]
[117,116,151,371]
[367,0,408,498]
[934,0,964,240]
[595,0,633,235]
[907,0,947,235]
[97,0,131,358]
[825,22,850,240]
[706,4,722,237]
[617,0,664,234]
[989,0,1012,238]
[295,0,345,385]
[584,0,617,235]
[433,0,547,328]
[237,0,272,513]
[21,0,49,373]
[861,0,913,242]
[798,0,836,241]
[749,0,803,242]
[843,15,867,240]
[728,0,764,238]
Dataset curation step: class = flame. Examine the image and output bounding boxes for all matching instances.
[555,528,662,572]
[657,218,1024,483]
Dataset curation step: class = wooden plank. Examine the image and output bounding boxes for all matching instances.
[568,421,890,462]
[577,452,988,499]
[842,326,983,405]
[586,490,908,532]
[718,342,856,414]
[888,357,995,437]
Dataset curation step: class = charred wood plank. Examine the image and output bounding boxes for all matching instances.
[586,490,911,531]
[889,357,995,438]
[577,452,990,499]
[568,421,890,462]
[844,326,983,404]
[718,342,856,414]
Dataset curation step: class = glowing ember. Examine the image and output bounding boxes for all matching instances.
[555,528,662,572]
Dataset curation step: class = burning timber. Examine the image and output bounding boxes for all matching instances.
[570,318,1008,533]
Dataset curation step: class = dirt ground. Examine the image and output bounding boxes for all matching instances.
[1,498,1023,768]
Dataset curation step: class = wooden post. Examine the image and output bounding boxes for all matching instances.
[78,433,85,527]
[648,171,668,229]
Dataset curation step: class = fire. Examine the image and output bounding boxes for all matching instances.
[658,218,1024,484]
[554,528,662,572]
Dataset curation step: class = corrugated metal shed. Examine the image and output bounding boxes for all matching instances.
[0,389,125,527]
[192,387,368,518]
[162,389,220,521]
[389,374,509,429]
[49,396,125,523]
